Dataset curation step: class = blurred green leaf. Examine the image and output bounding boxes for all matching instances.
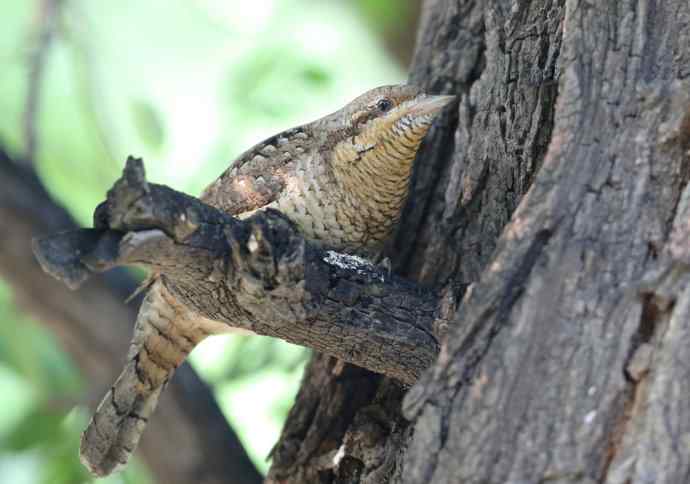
[301,65,331,85]
[191,334,309,384]
[130,100,165,150]
[223,337,308,381]
[3,408,66,452]
[0,365,35,440]
[41,427,85,484]
[355,0,411,31]
[0,0,30,156]
[0,282,83,399]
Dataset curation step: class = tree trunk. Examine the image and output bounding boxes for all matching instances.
[268,1,690,483]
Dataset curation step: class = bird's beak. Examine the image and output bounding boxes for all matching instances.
[409,94,456,116]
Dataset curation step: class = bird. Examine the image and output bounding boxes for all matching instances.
[79,84,454,477]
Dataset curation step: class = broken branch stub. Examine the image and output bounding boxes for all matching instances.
[33,157,441,386]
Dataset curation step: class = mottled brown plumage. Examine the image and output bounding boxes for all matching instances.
[80,84,454,477]
[202,84,454,256]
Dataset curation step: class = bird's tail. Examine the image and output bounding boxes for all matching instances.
[79,280,208,477]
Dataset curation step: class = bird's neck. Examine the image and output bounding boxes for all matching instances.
[332,142,414,210]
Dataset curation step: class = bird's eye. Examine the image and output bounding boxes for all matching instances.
[376,98,393,112]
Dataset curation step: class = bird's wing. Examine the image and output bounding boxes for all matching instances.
[200,126,312,216]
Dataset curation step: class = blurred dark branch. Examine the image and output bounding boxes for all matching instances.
[0,148,262,484]
[23,0,61,164]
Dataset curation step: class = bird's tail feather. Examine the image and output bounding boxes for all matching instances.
[79,280,207,477]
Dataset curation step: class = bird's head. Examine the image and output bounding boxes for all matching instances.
[320,84,454,184]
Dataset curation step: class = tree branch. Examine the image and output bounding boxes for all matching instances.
[34,157,441,386]
[0,149,262,484]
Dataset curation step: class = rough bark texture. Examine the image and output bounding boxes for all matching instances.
[0,150,262,484]
[270,1,690,483]
[33,158,441,386]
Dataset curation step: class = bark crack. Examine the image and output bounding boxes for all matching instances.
[600,287,675,483]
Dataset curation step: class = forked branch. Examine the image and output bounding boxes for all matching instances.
[34,157,441,385]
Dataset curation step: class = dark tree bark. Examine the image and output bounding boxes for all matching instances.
[0,150,262,484]
[269,1,690,483]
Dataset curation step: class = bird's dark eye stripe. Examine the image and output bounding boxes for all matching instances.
[377,98,393,112]
[351,98,395,130]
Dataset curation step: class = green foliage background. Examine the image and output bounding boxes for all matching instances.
[0,0,406,482]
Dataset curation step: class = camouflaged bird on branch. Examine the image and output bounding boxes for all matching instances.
[33,84,454,477]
